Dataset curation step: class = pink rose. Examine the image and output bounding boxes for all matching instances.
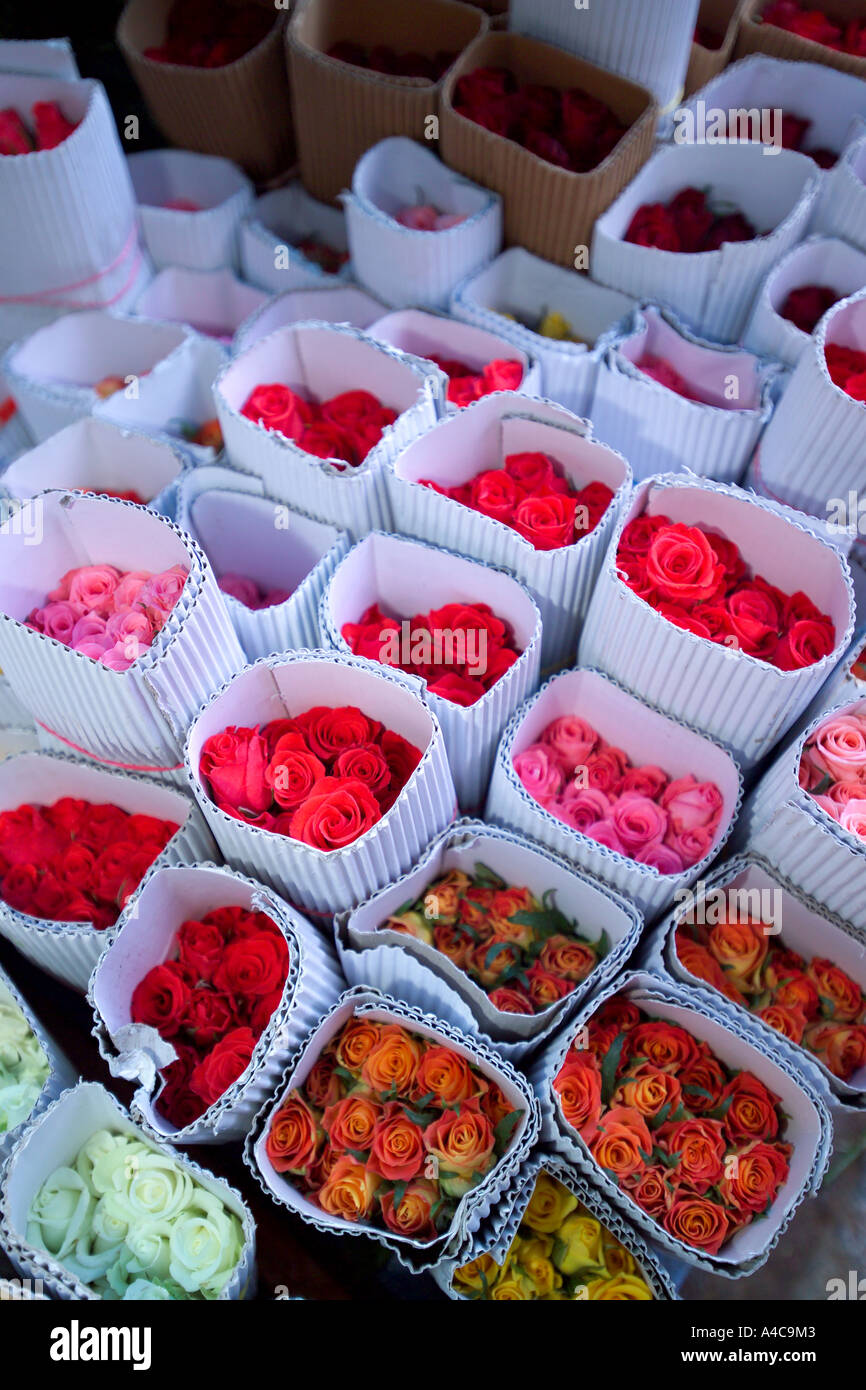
[541,716,598,773]
[661,775,723,834]
[550,786,611,833]
[585,747,629,795]
[620,764,669,800]
[105,610,154,649]
[100,644,136,672]
[635,841,685,874]
[665,822,717,867]
[809,715,866,784]
[827,780,866,807]
[811,794,841,821]
[34,601,85,644]
[218,572,261,608]
[839,798,866,842]
[71,614,108,647]
[798,750,827,791]
[586,819,627,854]
[611,794,669,854]
[138,565,189,622]
[114,570,152,610]
[68,564,121,613]
[74,636,115,659]
[514,745,563,803]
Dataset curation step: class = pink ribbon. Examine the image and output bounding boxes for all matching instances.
[0,226,143,310]
[34,718,183,775]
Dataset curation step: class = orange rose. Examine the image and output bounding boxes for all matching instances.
[468,938,521,988]
[595,998,642,1032]
[659,1117,725,1193]
[719,1139,790,1215]
[615,1064,682,1120]
[538,934,597,983]
[335,1018,381,1073]
[369,1103,426,1181]
[526,963,573,1010]
[265,1092,321,1175]
[489,985,535,1014]
[317,1155,379,1222]
[305,1055,344,1109]
[757,1002,807,1045]
[322,1094,382,1151]
[664,1195,730,1254]
[309,1142,341,1189]
[379,1177,439,1242]
[623,1164,672,1219]
[707,916,769,993]
[679,1050,727,1113]
[554,1049,602,1141]
[489,885,535,923]
[627,1020,700,1072]
[590,1106,652,1180]
[772,971,819,1021]
[361,1024,424,1095]
[423,1103,497,1197]
[480,1079,513,1128]
[720,1072,780,1145]
[423,869,470,923]
[803,1021,866,1081]
[458,888,495,931]
[433,922,473,969]
[412,1045,482,1106]
[675,932,746,1005]
[806,958,864,1022]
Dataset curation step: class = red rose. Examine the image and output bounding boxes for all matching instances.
[213,931,289,998]
[341,604,399,662]
[183,987,238,1046]
[646,523,725,605]
[43,797,88,837]
[380,730,423,806]
[468,469,520,523]
[131,962,192,1038]
[701,212,755,251]
[299,421,357,467]
[301,706,381,760]
[523,129,571,173]
[75,804,132,851]
[504,451,555,491]
[289,777,382,849]
[200,726,272,816]
[189,1027,257,1108]
[668,188,714,253]
[720,1072,780,1145]
[265,735,326,810]
[726,585,781,658]
[664,1195,730,1254]
[154,1044,208,1128]
[618,513,671,561]
[241,384,312,440]
[514,492,577,550]
[446,374,483,409]
[774,618,836,670]
[624,202,680,251]
[177,917,226,982]
[333,743,393,798]
[369,1102,426,1181]
[780,285,838,334]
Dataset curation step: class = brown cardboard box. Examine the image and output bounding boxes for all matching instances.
[687,0,753,95]
[286,0,488,204]
[116,0,294,182]
[736,0,866,78]
[439,32,658,269]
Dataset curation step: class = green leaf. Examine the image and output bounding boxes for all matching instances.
[811,772,833,797]
[472,861,506,890]
[400,1103,436,1127]
[334,1066,357,1084]
[390,1180,407,1213]
[594,928,611,960]
[494,1110,521,1153]
[648,1101,672,1131]
[484,939,516,970]
[600,1031,626,1106]
[347,1148,370,1163]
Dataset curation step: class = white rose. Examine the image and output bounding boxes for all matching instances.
[168,1190,244,1297]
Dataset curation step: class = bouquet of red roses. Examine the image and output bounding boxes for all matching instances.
[616,512,836,668]
[554,996,792,1256]
[240,383,397,469]
[131,903,290,1126]
[453,66,626,173]
[762,1,866,57]
[625,187,758,254]
[0,798,178,929]
[264,1012,521,1242]
[198,707,422,849]
[0,101,78,155]
[422,450,613,551]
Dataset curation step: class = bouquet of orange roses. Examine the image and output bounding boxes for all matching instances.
[247,990,537,1262]
[530,972,831,1272]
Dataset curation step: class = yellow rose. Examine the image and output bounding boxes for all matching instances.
[518,1237,562,1298]
[522,1172,579,1235]
[602,1235,637,1277]
[385,911,434,945]
[491,1275,530,1300]
[586,1274,653,1301]
[553,1212,604,1275]
[452,1252,498,1296]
